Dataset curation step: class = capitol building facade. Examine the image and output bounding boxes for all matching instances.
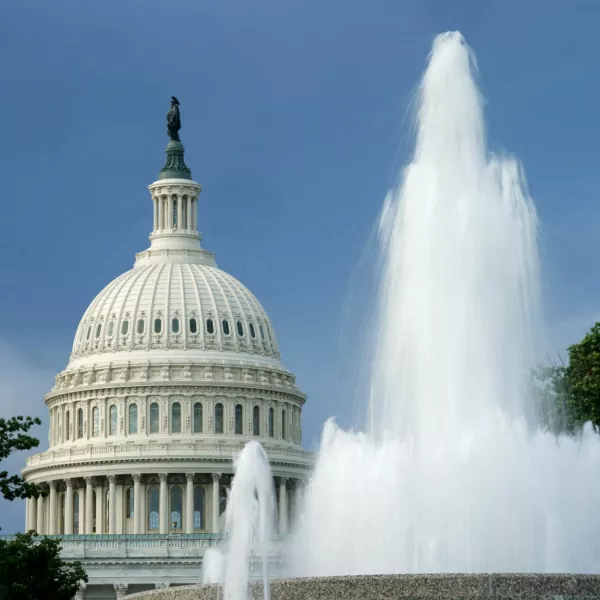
[19,107,313,599]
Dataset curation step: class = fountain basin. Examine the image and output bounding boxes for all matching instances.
[124,574,600,599]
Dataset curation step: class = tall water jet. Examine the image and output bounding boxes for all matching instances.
[290,31,600,576]
[223,441,276,600]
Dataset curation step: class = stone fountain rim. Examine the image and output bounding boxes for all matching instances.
[123,573,600,599]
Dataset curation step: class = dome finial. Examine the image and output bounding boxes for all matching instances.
[159,96,192,180]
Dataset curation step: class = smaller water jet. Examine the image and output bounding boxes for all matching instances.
[222,441,276,600]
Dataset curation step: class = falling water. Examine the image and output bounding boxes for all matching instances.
[222,441,275,600]
[288,31,600,575]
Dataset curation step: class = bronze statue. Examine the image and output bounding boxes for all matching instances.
[167,96,181,141]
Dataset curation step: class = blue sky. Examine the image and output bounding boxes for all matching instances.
[1,0,600,531]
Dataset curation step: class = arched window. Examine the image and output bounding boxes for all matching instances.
[236,321,244,337]
[92,407,99,437]
[172,198,178,227]
[149,403,159,434]
[268,407,274,438]
[215,403,224,434]
[206,319,214,334]
[65,411,70,441]
[95,323,102,338]
[235,404,243,434]
[253,406,260,436]
[154,318,162,334]
[170,486,182,530]
[172,318,180,333]
[193,402,203,433]
[249,323,256,338]
[222,320,230,335]
[148,487,159,530]
[73,491,80,534]
[129,404,138,434]
[137,319,145,334]
[109,405,117,436]
[194,486,205,529]
[189,318,198,334]
[281,409,286,440]
[86,326,92,341]
[125,487,134,519]
[77,408,84,439]
[260,324,265,340]
[107,320,114,337]
[171,402,181,433]
[121,320,129,335]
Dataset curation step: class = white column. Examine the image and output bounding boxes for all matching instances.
[77,486,85,534]
[95,483,104,534]
[193,198,198,229]
[84,478,93,534]
[187,197,192,231]
[133,474,141,534]
[159,474,168,534]
[36,494,45,535]
[28,496,37,533]
[278,477,288,535]
[153,197,158,231]
[114,584,129,598]
[176,195,182,229]
[64,480,74,535]
[116,483,124,534]
[24,498,29,532]
[212,473,221,534]
[48,481,57,535]
[168,197,174,229]
[185,473,194,533]
[108,475,117,534]
[74,585,86,600]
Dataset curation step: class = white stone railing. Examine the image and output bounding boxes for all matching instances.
[24,441,314,470]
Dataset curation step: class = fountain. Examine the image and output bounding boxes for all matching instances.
[125,31,600,600]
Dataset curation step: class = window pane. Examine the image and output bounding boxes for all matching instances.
[148,488,159,530]
[173,199,178,227]
[126,487,134,518]
[215,403,224,434]
[86,326,92,340]
[172,402,182,433]
[107,321,114,336]
[193,402,203,433]
[253,406,260,436]
[206,319,214,334]
[194,487,205,529]
[129,404,138,434]
[95,324,102,338]
[154,319,162,334]
[222,320,230,335]
[249,323,256,338]
[189,318,197,334]
[137,319,145,334]
[73,491,80,534]
[66,411,70,440]
[282,409,286,440]
[170,487,182,530]
[92,407,99,437]
[235,404,243,434]
[77,408,84,439]
[150,403,159,434]
[260,325,265,340]
[109,405,117,435]
[172,318,180,333]
[121,320,129,335]
[268,407,274,438]
[236,321,244,337]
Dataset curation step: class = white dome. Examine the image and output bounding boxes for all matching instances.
[71,262,279,363]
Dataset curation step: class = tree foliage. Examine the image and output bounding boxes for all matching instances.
[536,321,600,433]
[0,416,43,501]
[0,532,87,600]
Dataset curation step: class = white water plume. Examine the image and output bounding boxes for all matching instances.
[288,31,600,575]
[223,441,275,600]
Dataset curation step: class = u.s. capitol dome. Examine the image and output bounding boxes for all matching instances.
[21,101,312,598]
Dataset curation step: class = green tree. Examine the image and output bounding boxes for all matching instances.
[0,532,87,600]
[564,321,600,429]
[0,416,43,501]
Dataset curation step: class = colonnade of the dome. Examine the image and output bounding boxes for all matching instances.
[25,473,302,537]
